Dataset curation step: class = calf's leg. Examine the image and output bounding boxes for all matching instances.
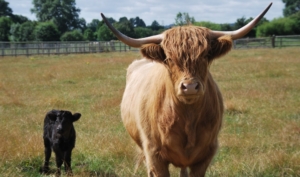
[64,150,73,175]
[42,139,52,173]
[54,150,64,176]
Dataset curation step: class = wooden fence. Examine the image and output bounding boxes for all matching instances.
[233,35,300,49]
[1,35,300,57]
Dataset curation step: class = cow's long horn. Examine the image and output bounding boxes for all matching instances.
[101,13,163,48]
[211,2,272,40]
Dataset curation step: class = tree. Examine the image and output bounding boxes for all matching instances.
[31,0,81,34]
[87,19,101,33]
[10,21,37,41]
[175,12,195,26]
[130,17,146,27]
[0,0,13,17]
[83,28,94,41]
[33,21,60,41]
[220,23,234,31]
[283,0,300,17]
[234,16,268,37]
[150,20,163,31]
[96,17,116,41]
[115,17,135,37]
[0,16,12,41]
[11,15,29,24]
[97,24,115,41]
[256,17,298,36]
[194,21,222,30]
[60,30,83,41]
[134,27,153,38]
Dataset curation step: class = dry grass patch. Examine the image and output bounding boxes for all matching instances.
[0,48,299,176]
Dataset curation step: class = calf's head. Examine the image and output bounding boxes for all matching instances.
[101,3,272,104]
[47,110,81,137]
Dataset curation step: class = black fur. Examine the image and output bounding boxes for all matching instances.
[41,110,81,176]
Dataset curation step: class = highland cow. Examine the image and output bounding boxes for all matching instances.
[101,3,272,177]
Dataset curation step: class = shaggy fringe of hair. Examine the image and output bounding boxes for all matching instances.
[161,26,210,70]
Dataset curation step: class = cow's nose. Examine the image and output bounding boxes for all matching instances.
[180,81,199,94]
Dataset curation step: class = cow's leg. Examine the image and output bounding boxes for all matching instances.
[63,150,73,176]
[143,142,170,177]
[42,138,51,173]
[54,150,63,177]
[189,144,218,177]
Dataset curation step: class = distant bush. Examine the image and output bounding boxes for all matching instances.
[257,17,299,37]
[33,22,60,41]
[60,30,84,41]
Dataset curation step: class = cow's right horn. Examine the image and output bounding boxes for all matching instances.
[211,2,272,40]
[101,13,163,48]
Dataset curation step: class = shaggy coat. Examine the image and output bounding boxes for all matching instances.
[42,110,81,176]
[121,26,232,177]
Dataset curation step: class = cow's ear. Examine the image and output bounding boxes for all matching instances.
[140,44,166,62]
[72,113,81,122]
[47,112,57,121]
[208,35,232,61]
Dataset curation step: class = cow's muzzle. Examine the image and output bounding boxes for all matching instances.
[180,81,200,95]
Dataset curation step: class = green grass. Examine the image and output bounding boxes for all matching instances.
[0,48,300,176]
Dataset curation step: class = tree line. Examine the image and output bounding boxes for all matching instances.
[0,0,299,42]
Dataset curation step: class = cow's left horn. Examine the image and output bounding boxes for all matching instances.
[101,13,163,48]
[211,2,272,40]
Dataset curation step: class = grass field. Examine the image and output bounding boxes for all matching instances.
[0,48,299,177]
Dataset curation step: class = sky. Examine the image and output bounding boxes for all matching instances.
[8,0,285,26]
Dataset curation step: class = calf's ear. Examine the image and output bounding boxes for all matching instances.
[208,35,233,61]
[140,44,166,62]
[72,113,81,122]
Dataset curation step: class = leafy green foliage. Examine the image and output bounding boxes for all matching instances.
[149,20,164,31]
[87,19,101,33]
[256,17,298,36]
[9,21,37,41]
[0,0,12,18]
[31,0,81,34]
[115,17,135,37]
[175,12,195,26]
[33,21,60,41]
[11,15,29,24]
[97,24,115,41]
[60,30,84,41]
[134,27,154,38]
[282,0,300,17]
[130,17,146,27]
[83,28,95,41]
[194,21,222,30]
[0,16,12,41]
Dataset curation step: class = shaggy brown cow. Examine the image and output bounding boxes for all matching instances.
[101,3,272,177]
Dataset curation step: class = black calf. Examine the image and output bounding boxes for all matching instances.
[42,110,81,176]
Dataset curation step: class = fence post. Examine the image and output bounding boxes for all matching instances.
[26,43,29,57]
[1,43,4,57]
[271,35,276,48]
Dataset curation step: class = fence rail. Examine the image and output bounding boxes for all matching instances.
[1,35,300,57]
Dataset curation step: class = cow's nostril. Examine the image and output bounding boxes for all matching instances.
[195,83,199,90]
[181,83,187,90]
[180,82,199,94]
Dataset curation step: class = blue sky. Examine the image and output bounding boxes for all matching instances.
[8,0,284,26]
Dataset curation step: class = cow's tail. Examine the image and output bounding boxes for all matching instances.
[134,147,145,174]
